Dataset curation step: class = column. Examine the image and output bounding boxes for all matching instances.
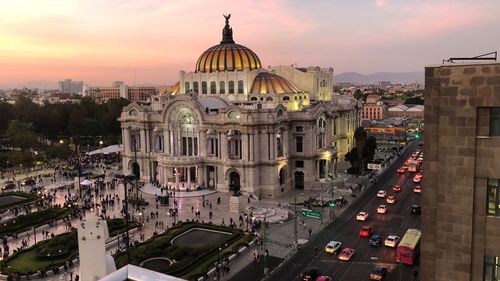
[325,160,330,180]
[175,168,179,188]
[249,133,254,162]
[316,160,320,180]
[221,132,228,161]
[283,130,289,157]
[187,167,191,188]
[163,130,169,153]
[169,129,174,155]
[199,131,206,156]
[242,133,248,161]
[140,129,146,153]
[123,128,130,153]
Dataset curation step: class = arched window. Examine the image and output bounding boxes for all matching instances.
[220,81,225,94]
[228,81,235,94]
[201,82,207,94]
[184,82,190,93]
[193,82,199,93]
[250,97,258,101]
[277,109,284,117]
[317,117,326,149]
[283,96,290,101]
[266,97,273,101]
[210,81,216,94]
[238,80,244,94]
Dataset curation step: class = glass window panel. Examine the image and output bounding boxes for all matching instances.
[491,108,500,136]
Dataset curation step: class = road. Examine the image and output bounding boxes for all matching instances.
[269,142,421,281]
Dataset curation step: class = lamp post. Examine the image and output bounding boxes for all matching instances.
[116,173,136,264]
[99,140,104,171]
[133,137,139,201]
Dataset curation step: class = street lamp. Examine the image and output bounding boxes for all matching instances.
[116,173,136,264]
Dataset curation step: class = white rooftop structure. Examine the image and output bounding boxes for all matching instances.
[99,264,187,281]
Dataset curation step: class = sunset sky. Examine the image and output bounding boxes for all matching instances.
[0,0,499,86]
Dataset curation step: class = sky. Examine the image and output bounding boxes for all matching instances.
[0,0,499,86]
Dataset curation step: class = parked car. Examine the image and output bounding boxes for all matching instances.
[2,182,16,190]
[21,178,36,186]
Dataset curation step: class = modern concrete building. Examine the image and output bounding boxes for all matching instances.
[422,61,500,281]
[86,85,158,103]
[58,79,83,94]
[119,16,359,198]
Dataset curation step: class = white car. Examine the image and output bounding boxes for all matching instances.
[384,235,401,247]
[414,185,422,193]
[376,190,387,198]
[356,211,369,221]
[377,204,387,214]
[325,241,342,254]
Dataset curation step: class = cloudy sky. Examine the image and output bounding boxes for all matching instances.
[0,0,498,86]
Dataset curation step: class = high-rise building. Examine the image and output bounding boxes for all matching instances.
[422,61,500,281]
[58,79,83,94]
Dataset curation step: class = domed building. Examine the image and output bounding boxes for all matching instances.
[120,16,359,197]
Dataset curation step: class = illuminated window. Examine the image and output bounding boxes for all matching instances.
[487,179,500,216]
[491,108,500,136]
[484,255,500,281]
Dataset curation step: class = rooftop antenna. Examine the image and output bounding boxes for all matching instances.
[443,51,497,64]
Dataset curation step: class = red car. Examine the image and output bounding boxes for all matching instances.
[359,226,373,237]
[338,248,355,261]
[397,167,406,174]
[2,182,16,190]
[392,185,402,193]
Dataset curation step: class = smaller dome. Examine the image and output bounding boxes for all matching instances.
[250,72,301,95]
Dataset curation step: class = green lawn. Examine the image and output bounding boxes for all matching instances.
[2,219,138,275]
[6,249,69,273]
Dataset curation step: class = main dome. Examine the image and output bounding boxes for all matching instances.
[195,15,262,73]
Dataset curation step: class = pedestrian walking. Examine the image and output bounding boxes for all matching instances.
[308,227,312,238]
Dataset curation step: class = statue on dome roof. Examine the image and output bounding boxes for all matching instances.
[221,14,235,44]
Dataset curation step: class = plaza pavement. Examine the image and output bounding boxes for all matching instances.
[0,158,394,281]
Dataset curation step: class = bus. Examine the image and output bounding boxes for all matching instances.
[396,228,421,265]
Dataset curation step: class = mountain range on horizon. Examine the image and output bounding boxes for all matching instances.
[0,71,425,90]
[334,71,424,84]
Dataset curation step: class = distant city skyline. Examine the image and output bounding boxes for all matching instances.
[0,0,498,85]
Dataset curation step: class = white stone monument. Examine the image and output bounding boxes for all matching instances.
[77,217,110,281]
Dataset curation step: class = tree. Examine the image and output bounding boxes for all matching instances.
[362,136,377,162]
[353,89,364,101]
[344,147,359,165]
[4,120,37,150]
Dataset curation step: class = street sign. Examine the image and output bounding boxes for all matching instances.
[368,163,382,170]
[301,208,321,219]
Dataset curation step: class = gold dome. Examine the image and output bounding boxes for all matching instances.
[195,14,261,73]
[250,72,301,95]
